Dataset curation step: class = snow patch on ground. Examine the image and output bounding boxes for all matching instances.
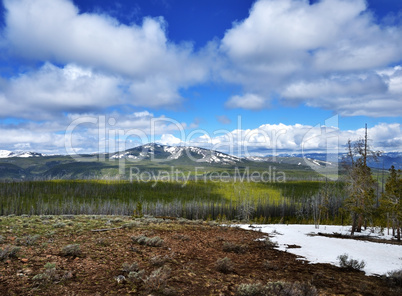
[238,224,402,276]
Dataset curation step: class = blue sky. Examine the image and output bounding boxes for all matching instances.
[0,0,401,156]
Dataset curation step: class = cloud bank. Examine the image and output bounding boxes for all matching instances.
[0,0,401,118]
[159,122,402,155]
[220,0,402,116]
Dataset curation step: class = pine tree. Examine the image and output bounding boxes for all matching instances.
[343,125,380,235]
[380,166,402,241]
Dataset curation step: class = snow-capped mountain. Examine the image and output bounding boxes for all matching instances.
[109,143,242,165]
[0,150,44,158]
[244,156,268,162]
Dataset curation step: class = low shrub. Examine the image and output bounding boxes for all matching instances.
[122,262,139,273]
[386,269,402,287]
[16,234,40,246]
[52,222,66,228]
[32,262,58,284]
[144,266,171,292]
[122,221,140,229]
[40,215,54,220]
[133,235,148,245]
[337,254,366,271]
[114,275,126,284]
[0,245,20,260]
[223,242,247,254]
[61,244,81,257]
[45,231,56,238]
[127,269,145,283]
[215,257,234,273]
[267,281,318,296]
[262,237,278,249]
[177,218,189,224]
[262,259,278,271]
[172,234,190,241]
[112,218,123,223]
[150,255,170,267]
[95,238,110,247]
[236,283,265,296]
[131,235,164,247]
[236,281,318,296]
[61,215,75,220]
[32,273,50,283]
[267,282,319,296]
[148,236,164,247]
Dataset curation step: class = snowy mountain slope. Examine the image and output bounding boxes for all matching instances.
[109,143,243,165]
[0,150,12,158]
[0,150,44,158]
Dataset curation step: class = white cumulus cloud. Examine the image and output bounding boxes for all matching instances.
[161,122,402,155]
[219,0,402,116]
[0,63,122,119]
[225,93,268,110]
[1,0,208,116]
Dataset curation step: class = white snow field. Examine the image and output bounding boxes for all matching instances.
[238,224,402,276]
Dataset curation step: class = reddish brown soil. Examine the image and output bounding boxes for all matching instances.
[0,222,399,296]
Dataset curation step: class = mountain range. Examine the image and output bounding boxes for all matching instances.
[0,143,400,180]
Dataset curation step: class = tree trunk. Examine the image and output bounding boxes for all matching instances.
[351,213,357,236]
[357,213,363,232]
[392,220,395,237]
[387,212,389,235]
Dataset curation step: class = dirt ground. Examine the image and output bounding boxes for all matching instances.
[0,216,400,295]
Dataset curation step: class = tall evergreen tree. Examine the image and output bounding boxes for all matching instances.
[343,125,380,235]
[380,166,402,241]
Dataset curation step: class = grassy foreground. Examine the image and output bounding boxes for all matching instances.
[0,215,399,296]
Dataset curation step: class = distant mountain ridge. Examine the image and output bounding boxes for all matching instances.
[246,152,401,170]
[291,152,402,170]
[109,143,242,165]
[0,144,400,172]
